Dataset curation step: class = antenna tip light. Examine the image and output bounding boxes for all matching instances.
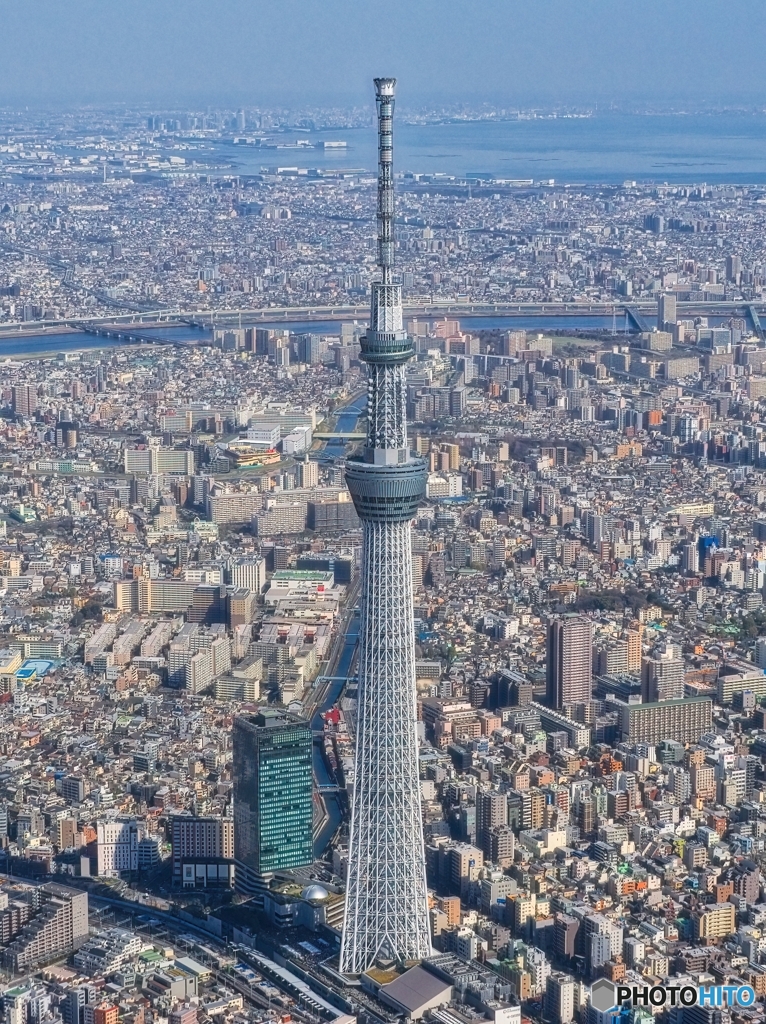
[374,78,396,98]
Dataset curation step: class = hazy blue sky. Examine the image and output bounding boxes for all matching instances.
[0,0,764,108]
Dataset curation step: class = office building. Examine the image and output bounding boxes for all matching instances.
[230,557,265,593]
[546,616,593,709]
[123,444,195,475]
[228,588,257,628]
[171,815,234,888]
[187,585,228,626]
[60,776,87,804]
[340,78,432,975]
[233,710,313,894]
[96,818,143,877]
[296,554,354,585]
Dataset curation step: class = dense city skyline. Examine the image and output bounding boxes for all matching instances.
[0,13,766,1024]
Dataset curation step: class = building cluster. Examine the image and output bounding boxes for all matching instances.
[0,306,761,1016]
[2,103,766,1024]
[0,887,252,1024]
[3,103,766,321]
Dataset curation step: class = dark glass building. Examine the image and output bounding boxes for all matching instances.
[233,710,313,895]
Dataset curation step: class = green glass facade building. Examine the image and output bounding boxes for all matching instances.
[233,710,313,894]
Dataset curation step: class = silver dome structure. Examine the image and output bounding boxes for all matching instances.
[301,883,330,902]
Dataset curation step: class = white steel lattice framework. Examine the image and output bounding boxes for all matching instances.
[340,77,432,974]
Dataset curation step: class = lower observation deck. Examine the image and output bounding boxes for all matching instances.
[345,456,426,523]
[359,330,414,365]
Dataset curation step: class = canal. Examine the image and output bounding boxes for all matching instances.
[313,613,360,858]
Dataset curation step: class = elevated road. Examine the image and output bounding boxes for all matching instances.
[173,300,766,325]
[177,299,766,322]
[3,299,766,338]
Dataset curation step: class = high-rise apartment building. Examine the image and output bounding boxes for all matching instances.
[503,330,527,357]
[84,1004,118,1024]
[696,901,736,940]
[297,456,319,488]
[755,636,766,669]
[641,643,685,702]
[233,710,313,895]
[11,385,37,418]
[476,789,508,859]
[545,972,575,1024]
[488,825,515,867]
[726,254,742,282]
[206,491,263,526]
[1,883,89,973]
[61,985,98,1024]
[253,500,309,536]
[123,444,195,475]
[658,292,677,329]
[619,696,712,745]
[169,1008,197,1024]
[626,627,643,672]
[546,616,593,709]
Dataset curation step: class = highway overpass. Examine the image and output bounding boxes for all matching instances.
[1,299,764,338]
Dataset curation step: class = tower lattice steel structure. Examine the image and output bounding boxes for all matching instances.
[339,77,431,975]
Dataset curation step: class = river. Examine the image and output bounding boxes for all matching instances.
[0,314,644,359]
[10,307,753,359]
[312,612,360,858]
[312,399,364,856]
[319,397,366,464]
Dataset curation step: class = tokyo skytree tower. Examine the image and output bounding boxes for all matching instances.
[339,78,431,975]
